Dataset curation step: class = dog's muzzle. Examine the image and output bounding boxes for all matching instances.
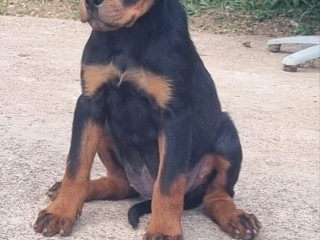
[80,0,120,31]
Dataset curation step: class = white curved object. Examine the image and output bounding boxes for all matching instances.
[267,36,320,46]
[267,36,320,72]
[282,45,320,66]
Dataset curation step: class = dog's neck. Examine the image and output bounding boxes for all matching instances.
[82,0,194,72]
[91,0,188,48]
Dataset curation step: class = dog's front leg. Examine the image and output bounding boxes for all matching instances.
[144,110,192,240]
[34,95,104,237]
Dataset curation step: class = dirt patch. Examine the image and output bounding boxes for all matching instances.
[189,8,296,37]
[0,0,79,19]
[0,0,298,36]
[0,15,319,240]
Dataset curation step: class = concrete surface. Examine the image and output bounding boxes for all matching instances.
[0,16,319,240]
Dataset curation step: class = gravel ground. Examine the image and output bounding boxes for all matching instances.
[0,16,319,240]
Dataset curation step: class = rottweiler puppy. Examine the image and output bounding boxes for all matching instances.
[34,0,261,239]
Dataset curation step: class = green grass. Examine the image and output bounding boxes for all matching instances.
[181,0,320,34]
[1,0,318,34]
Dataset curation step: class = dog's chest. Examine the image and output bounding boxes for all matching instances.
[82,58,173,109]
[82,60,172,197]
[104,80,162,198]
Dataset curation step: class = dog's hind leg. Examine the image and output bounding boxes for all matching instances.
[85,136,138,201]
[47,136,137,202]
[203,117,261,240]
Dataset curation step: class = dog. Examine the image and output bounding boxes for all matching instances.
[33,0,261,239]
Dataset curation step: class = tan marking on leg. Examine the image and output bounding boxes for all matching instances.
[50,122,102,215]
[86,137,136,201]
[74,121,104,180]
[145,132,185,237]
[203,156,261,239]
[34,122,103,236]
[203,156,234,225]
[147,176,186,237]
[82,64,120,97]
[48,122,103,214]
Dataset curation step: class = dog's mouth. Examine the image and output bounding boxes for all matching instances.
[88,15,119,31]
[84,10,135,31]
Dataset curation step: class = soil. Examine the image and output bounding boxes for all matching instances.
[0,0,79,20]
[0,0,298,36]
[0,15,319,240]
[189,8,296,37]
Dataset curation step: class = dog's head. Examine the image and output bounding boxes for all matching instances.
[79,0,155,31]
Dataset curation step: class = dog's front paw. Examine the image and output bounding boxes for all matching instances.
[33,198,82,237]
[221,210,261,240]
[33,209,75,237]
[143,217,183,240]
[143,232,184,240]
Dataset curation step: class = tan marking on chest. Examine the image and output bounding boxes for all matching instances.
[124,69,173,108]
[82,65,172,108]
[82,65,120,97]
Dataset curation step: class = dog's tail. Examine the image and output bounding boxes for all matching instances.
[128,199,152,228]
[128,174,214,228]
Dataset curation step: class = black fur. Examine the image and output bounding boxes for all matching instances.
[33,0,260,238]
[79,0,242,233]
[128,172,215,228]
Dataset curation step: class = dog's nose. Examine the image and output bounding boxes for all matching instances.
[85,0,104,8]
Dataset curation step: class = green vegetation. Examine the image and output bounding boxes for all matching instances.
[0,0,319,35]
[182,0,320,34]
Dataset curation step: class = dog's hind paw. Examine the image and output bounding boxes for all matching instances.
[222,210,261,240]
